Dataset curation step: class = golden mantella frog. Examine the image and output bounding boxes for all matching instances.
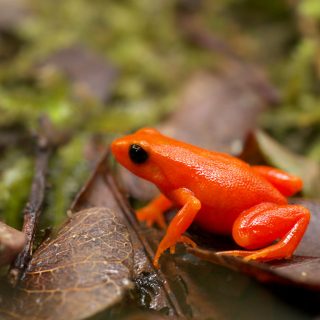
[111,128,310,268]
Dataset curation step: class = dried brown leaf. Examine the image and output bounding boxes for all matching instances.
[0,207,133,320]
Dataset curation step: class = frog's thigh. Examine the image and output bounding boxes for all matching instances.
[252,165,302,197]
[231,202,310,261]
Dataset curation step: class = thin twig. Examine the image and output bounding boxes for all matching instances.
[9,117,54,285]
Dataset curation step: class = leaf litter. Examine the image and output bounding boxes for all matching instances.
[1,63,320,319]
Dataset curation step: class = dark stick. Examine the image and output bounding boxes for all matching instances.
[9,117,53,285]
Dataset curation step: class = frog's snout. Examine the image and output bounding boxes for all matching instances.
[111,138,128,161]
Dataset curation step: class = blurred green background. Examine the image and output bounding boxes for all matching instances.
[0,0,319,230]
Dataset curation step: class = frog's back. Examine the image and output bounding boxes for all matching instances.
[154,141,287,234]
[112,128,287,234]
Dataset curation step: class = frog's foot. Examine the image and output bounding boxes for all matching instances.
[154,234,197,268]
[216,250,254,258]
[242,247,291,262]
[216,245,293,262]
[136,194,172,229]
[169,235,197,254]
[136,207,167,229]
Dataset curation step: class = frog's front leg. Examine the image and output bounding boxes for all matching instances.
[153,188,201,268]
[136,193,173,229]
[218,202,310,261]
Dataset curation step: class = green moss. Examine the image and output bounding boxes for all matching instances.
[45,134,90,227]
[0,152,33,228]
[1,0,320,226]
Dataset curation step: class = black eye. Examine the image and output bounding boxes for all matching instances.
[129,144,148,164]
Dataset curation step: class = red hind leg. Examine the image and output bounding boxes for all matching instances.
[218,202,310,261]
[252,166,303,197]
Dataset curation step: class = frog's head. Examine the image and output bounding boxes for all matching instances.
[111,128,167,187]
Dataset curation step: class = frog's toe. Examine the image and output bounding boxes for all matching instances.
[243,252,267,261]
[153,235,197,267]
[216,250,253,258]
[242,249,292,262]
[154,214,167,229]
[169,235,196,254]
[178,235,197,248]
[217,249,291,262]
[154,238,175,268]
[136,208,167,229]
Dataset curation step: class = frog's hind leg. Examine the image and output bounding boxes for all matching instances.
[217,202,310,261]
[252,165,303,197]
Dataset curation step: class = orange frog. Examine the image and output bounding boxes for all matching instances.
[111,128,310,268]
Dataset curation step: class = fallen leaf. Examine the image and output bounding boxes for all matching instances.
[0,207,133,320]
[0,222,25,266]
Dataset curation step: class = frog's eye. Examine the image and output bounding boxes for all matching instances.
[129,144,148,164]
